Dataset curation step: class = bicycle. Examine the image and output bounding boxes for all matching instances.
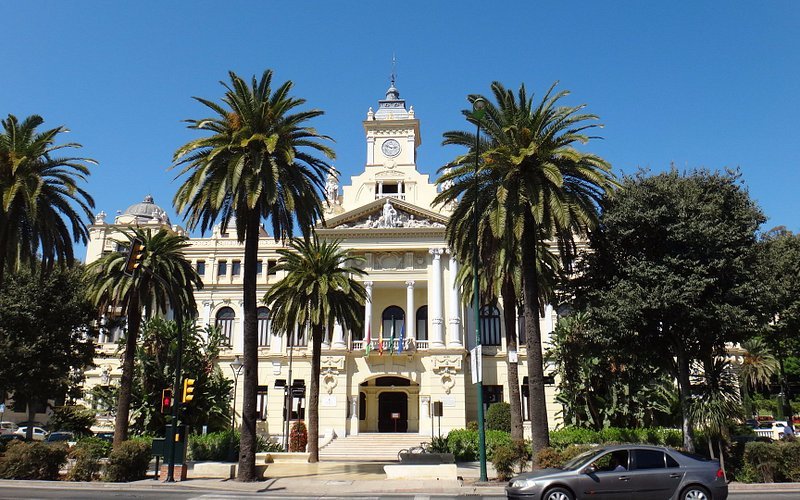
[397,441,430,461]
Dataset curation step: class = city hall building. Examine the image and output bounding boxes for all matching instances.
[82,82,561,440]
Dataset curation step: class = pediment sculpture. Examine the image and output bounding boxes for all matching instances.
[339,199,445,229]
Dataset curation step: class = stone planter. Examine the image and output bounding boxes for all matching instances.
[398,452,455,464]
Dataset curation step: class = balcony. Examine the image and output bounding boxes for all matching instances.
[375,193,406,201]
[352,338,421,352]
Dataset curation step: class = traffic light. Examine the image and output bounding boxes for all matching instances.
[161,388,173,413]
[182,378,196,403]
[124,237,146,276]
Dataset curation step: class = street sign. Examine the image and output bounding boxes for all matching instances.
[470,345,483,384]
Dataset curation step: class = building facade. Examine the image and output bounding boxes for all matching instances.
[82,82,562,439]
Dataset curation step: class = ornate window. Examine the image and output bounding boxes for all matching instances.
[215,307,235,345]
[257,307,270,347]
[416,306,428,341]
[480,305,502,346]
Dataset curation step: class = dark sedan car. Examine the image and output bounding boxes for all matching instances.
[506,444,727,500]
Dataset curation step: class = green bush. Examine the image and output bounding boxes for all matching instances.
[289,421,308,452]
[189,430,283,461]
[492,440,530,481]
[742,441,782,483]
[0,441,68,480]
[535,447,565,469]
[780,441,800,482]
[104,441,151,482]
[68,437,111,481]
[549,426,682,448]
[428,436,449,453]
[466,420,478,431]
[445,429,511,461]
[486,402,511,432]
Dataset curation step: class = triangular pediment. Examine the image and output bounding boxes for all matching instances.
[318,197,447,231]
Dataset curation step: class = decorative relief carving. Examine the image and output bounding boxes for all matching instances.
[432,355,462,395]
[340,200,445,229]
[375,252,404,270]
[320,356,345,395]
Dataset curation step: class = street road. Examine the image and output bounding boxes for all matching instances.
[0,486,796,499]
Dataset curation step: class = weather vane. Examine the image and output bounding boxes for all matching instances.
[391,53,397,86]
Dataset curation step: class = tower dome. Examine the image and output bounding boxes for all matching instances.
[122,195,170,225]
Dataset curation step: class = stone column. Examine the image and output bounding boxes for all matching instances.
[234,300,245,353]
[332,320,346,349]
[447,253,463,347]
[429,249,445,348]
[349,395,360,436]
[364,281,374,346]
[405,280,415,342]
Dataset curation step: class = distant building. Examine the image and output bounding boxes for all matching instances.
[82,81,562,438]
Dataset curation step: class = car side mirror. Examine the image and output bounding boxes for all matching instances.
[583,465,597,475]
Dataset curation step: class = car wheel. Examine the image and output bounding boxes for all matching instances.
[543,487,574,500]
[680,485,710,500]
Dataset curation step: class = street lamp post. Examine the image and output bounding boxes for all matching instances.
[283,328,295,451]
[229,356,244,428]
[471,96,488,482]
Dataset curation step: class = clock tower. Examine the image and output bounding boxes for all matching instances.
[363,78,421,169]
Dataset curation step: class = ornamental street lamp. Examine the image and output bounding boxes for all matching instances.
[230,356,244,429]
[471,96,488,482]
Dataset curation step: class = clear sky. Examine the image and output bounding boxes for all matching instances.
[3,1,798,260]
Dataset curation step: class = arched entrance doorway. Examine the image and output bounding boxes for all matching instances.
[359,375,419,433]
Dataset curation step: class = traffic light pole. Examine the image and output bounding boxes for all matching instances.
[166,313,184,482]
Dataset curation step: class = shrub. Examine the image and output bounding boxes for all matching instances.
[561,444,597,463]
[445,429,511,461]
[428,435,449,454]
[68,437,111,481]
[289,421,307,452]
[48,406,96,437]
[535,447,564,469]
[548,426,682,448]
[550,427,598,448]
[492,440,530,481]
[486,402,511,432]
[780,441,800,482]
[189,430,239,462]
[742,441,782,483]
[466,420,479,431]
[104,440,151,482]
[0,441,68,480]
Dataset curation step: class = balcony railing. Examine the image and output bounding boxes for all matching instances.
[375,193,406,201]
[351,338,420,352]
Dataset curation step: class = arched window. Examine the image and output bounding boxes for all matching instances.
[381,306,405,340]
[215,307,235,345]
[257,307,270,347]
[416,306,428,341]
[480,305,501,346]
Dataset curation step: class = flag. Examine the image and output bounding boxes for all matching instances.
[397,321,405,354]
[390,321,396,354]
[378,322,384,356]
[364,322,372,356]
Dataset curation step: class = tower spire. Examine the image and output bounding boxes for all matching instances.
[391,52,397,86]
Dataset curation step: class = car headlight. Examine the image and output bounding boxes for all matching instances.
[511,478,537,489]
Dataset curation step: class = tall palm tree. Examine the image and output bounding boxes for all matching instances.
[172,70,334,480]
[264,235,366,463]
[85,227,202,447]
[0,114,95,285]
[436,82,617,454]
[738,338,779,417]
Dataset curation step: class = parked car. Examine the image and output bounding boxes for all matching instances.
[13,426,48,441]
[95,431,114,443]
[45,431,76,446]
[506,444,727,500]
[0,421,19,435]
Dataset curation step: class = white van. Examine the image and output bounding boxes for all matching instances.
[0,421,19,435]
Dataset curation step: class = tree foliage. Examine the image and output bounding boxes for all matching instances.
[0,114,95,285]
[573,167,764,451]
[0,266,96,435]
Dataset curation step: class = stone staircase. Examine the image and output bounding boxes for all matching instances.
[320,433,431,462]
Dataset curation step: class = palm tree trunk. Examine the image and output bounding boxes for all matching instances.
[308,323,324,463]
[521,214,549,455]
[114,294,140,448]
[26,401,35,440]
[237,212,260,481]
[0,217,9,287]
[501,277,523,441]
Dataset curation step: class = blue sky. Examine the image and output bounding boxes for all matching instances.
[3,1,799,259]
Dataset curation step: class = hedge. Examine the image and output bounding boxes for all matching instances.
[549,426,682,448]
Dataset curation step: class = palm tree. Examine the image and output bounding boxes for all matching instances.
[436,82,617,454]
[85,227,202,447]
[172,70,334,480]
[264,235,366,463]
[738,338,779,418]
[0,114,95,286]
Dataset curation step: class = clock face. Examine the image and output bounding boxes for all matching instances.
[381,139,401,158]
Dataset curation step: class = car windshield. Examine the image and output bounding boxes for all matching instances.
[562,448,605,470]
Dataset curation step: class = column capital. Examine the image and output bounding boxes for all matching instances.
[428,248,445,258]
[202,300,213,307]
[405,280,415,288]
[364,280,374,288]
